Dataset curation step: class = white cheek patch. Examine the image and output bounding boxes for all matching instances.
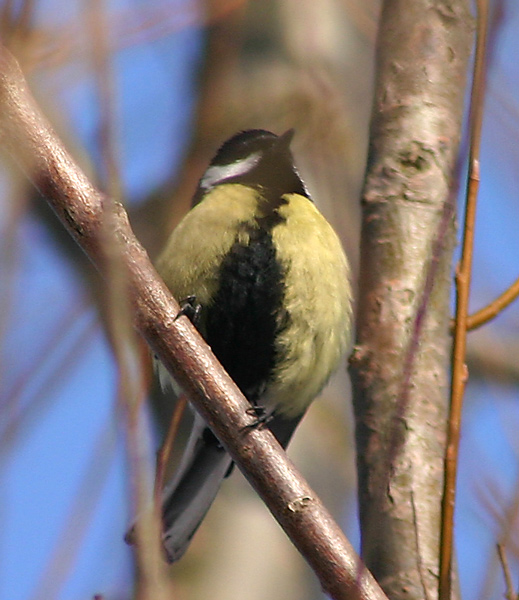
[201,153,261,190]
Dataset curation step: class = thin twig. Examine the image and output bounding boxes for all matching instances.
[1,313,96,446]
[496,543,517,600]
[29,1,246,73]
[102,175,172,597]
[17,0,35,37]
[439,2,489,599]
[154,393,187,516]
[465,276,519,331]
[29,423,116,600]
[86,4,169,594]
[88,0,123,202]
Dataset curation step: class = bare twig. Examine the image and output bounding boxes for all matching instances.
[465,276,519,331]
[0,45,388,600]
[1,309,96,445]
[87,0,123,202]
[104,200,171,600]
[496,544,517,600]
[85,4,169,595]
[439,2,490,599]
[29,423,115,600]
[26,1,247,73]
[154,393,187,516]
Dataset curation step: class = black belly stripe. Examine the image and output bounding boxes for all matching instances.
[204,223,287,404]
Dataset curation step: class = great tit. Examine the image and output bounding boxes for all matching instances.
[140,129,352,562]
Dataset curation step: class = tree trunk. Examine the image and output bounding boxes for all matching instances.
[350,2,473,599]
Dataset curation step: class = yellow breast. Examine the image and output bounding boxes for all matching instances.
[156,184,352,417]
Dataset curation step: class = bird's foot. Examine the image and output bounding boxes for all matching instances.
[243,406,273,431]
[174,295,202,327]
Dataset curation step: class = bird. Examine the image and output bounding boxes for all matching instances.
[133,128,352,563]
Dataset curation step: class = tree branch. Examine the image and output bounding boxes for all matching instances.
[440,2,489,598]
[465,275,519,331]
[349,1,473,599]
[0,45,388,600]
[496,544,517,600]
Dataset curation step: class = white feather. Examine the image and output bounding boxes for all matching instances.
[200,153,261,190]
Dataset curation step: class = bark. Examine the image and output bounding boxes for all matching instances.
[350,2,473,600]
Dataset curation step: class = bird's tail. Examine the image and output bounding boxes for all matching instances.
[126,404,303,562]
[158,407,304,562]
[160,410,233,563]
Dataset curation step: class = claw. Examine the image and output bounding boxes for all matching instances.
[175,295,202,327]
[242,406,274,431]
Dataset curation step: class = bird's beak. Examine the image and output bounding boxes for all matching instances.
[268,129,295,155]
[273,128,295,153]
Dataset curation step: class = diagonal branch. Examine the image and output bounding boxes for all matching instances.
[0,45,388,600]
